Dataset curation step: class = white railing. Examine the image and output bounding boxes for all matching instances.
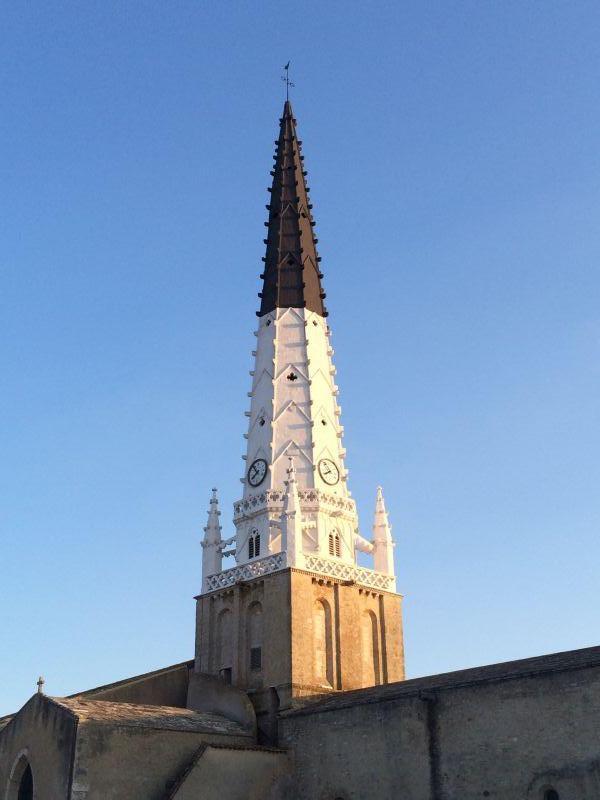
[304,555,396,592]
[203,553,286,592]
[203,551,395,593]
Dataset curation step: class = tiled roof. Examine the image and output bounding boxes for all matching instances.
[48,697,250,736]
[0,715,14,732]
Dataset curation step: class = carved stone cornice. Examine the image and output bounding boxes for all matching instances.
[233,487,357,523]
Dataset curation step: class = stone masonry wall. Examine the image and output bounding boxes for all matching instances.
[0,695,76,800]
[195,568,404,711]
[278,646,600,800]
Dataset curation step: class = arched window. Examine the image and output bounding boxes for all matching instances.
[328,531,341,558]
[361,610,381,686]
[7,755,33,800]
[248,529,260,559]
[215,608,232,680]
[314,599,334,687]
[544,791,560,800]
[18,765,33,800]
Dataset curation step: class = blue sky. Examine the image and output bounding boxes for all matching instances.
[1,1,599,714]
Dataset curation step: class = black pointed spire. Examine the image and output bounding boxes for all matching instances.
[258,101,327,317]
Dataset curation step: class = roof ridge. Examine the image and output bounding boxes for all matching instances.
[42,695,80,721]
[204,742,287,754]
[53,697,205,714]
[162,742,287,800]
[68,659,193,699]
[163,743,209,799]
[284,643,600,718]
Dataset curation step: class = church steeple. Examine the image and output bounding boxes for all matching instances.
[259,101,327,318]
[195,99,405,707]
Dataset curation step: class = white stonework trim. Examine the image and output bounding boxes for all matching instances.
[233,488,357,522]
[304,555,397,592]
[203,552,286,592]
[235,307,359,574]
[196,305,400,592]
[241,307,351,496]
[201,552,396,594]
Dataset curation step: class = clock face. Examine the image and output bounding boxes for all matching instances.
[247,458,268,487]
[318,458,340,486]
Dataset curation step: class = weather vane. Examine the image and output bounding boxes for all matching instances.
[281,61,294,101]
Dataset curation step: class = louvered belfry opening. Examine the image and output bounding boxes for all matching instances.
[258,101,327,318]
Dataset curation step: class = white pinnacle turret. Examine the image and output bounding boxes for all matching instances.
[372,486,395,582]
[201,488,223,582]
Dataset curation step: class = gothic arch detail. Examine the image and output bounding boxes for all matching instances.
[215,608,232,676]
[361,609,381,686]
[246,601,264,685]
[314,598,334,687]
[6,752,34,800]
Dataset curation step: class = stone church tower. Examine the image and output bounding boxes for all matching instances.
[2,97,597,800]
[194,101,404,715]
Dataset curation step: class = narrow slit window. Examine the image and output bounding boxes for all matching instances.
[250,646,262,671]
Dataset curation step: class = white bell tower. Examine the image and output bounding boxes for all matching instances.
[201,101,397,594]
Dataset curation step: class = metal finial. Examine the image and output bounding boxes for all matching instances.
[281,61,295,101]
[37,676,45,694]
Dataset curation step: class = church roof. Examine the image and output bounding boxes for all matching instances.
[258,101,327,317]
[48,697,250,736]
[283,643,600,718]
[0,714,13,732]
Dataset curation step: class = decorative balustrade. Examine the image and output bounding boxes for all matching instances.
[304,555,395,591]
[203,552,286,592]
[203,551,395,593]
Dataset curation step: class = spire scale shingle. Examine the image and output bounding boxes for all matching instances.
[258,101,327,318]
